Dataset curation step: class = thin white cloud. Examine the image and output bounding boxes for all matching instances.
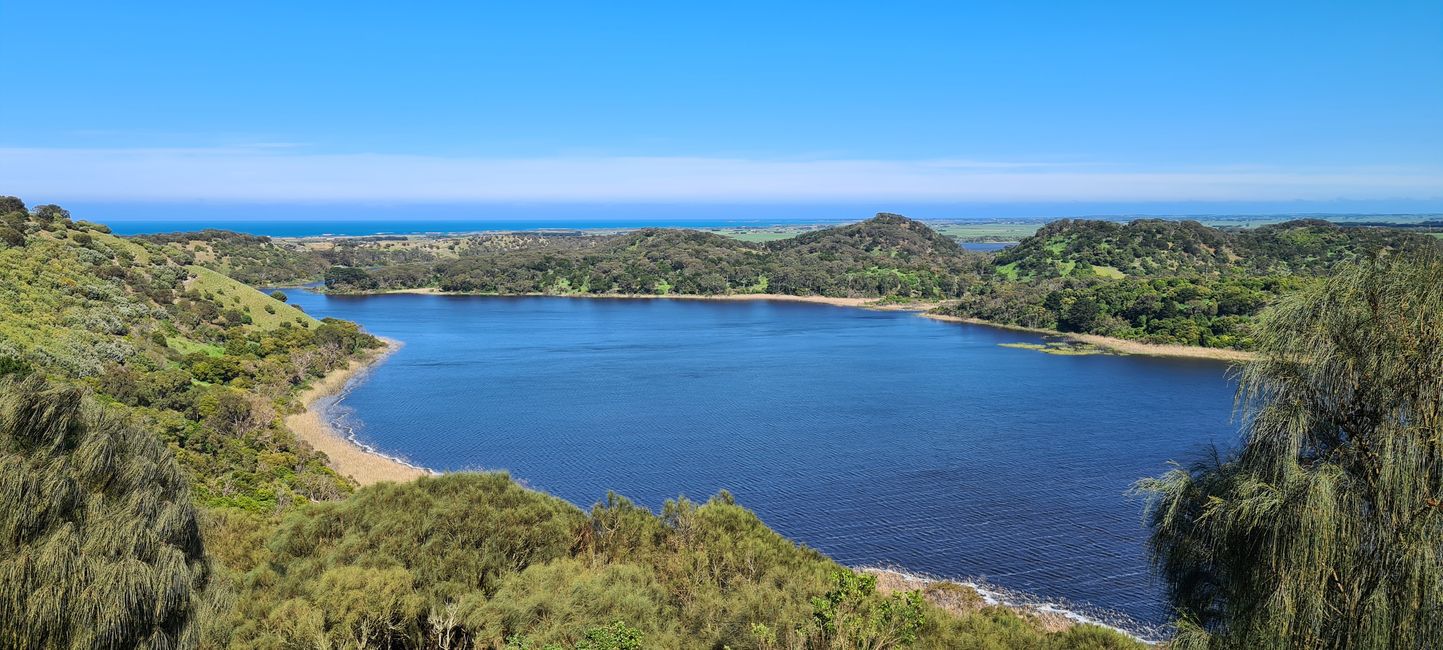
[1,146,1439,203]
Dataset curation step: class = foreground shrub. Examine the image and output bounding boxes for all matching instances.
[1138,251,1443,648]
[0,374,208,648]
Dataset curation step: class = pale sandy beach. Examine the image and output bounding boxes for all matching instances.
[287,339,431,485]
[361,286,1247,360]
[863,567,1160,643]
[372,288,932,309]
[922,313,1257,362]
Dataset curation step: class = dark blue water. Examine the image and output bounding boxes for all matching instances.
[960,242,1014,252]
[282,291,1238,632]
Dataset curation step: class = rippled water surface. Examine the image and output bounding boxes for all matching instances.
[283,291,1238,630]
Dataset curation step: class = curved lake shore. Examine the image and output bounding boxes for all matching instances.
[332,288,1250,361]
[278,289,1238,630]
[287,339,430,485]
[921,313,1256,362]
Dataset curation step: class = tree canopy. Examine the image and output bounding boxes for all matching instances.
[0,374,209,649]
[1136,250,1443,648]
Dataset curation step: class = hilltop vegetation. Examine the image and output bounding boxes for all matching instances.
[323,214,981,299]
[991,218,1438,280]
[200,475,1139,649]
[140,229,331,285]
[156,211,1439,352]
[2,196,1141,648]
[938,218,1437,349]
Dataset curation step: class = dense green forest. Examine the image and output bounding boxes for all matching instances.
[1,198,1142,648]
[935,219,1437,348]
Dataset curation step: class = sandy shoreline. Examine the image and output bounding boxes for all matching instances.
[863,567,1161,643]
[921,313,1256,362]
[342,287,1250,361]
[358,288,943,311]
[287,339,431,485]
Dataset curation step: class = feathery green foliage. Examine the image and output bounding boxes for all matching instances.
[0,374,208,649]
[1136,250,1443,648]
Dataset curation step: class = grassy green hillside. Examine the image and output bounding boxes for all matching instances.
[185,264,318,328]
[0,198,377,511]
[139,229,331,285]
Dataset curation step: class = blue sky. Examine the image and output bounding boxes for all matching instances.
[2,1,1441,219]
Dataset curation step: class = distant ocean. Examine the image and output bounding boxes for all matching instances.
[103,218,850,237]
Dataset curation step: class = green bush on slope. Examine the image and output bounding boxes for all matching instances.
[0,197,381,513]
[1137,250,1443,648]
[0,374,209,649]
[937,219,1440,349]
[200,475,1143,649]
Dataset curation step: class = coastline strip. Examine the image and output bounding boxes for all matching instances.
[286,339,432,485]
[368,288,939,311]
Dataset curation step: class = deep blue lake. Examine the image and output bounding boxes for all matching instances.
[960,242,1014,252]
[281,291,1239,633]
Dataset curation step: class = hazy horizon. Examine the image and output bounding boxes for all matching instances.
[4,2,1439,213]
[46,199,1443,226]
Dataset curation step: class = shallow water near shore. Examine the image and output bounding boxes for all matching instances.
[282,290,1238,632]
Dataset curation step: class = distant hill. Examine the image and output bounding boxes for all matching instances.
[139,229,331,285]
[327,213,982,299]
[1234,219,1441,274]
[782,212,969,260]
[940,218,1440,349]
[992,218,1436,280]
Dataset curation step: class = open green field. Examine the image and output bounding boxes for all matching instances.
[166,336,224,357]
[928,222,1043,241]
[697,225,832,241]
[1198,214,1443,228]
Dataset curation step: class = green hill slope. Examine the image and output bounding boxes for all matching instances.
[938,218,1440,349]
[325,213,981,299]
[0,198,377,510]
[139,229,331,285]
